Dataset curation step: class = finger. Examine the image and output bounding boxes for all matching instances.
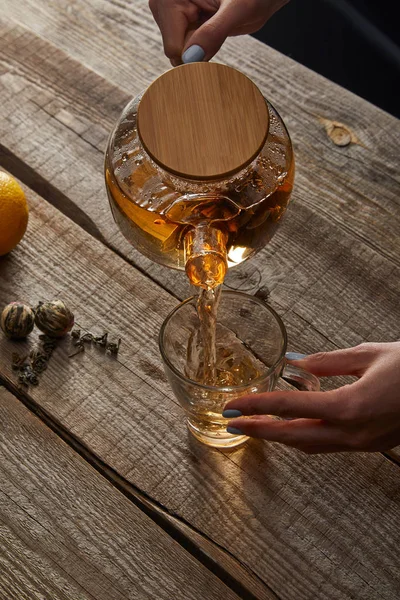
[148,0,159,21]
[225,11,282,37]
[227,417,351,447]
[290,344,381,377]
[156,3,197,63]
[201,0,289,42]
[182,0,254,62]
[228,22,266,36]
[224,388,346,421]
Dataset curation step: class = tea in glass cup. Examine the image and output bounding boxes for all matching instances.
[159,291,319,448]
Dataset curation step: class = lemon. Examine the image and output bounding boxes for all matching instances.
[0,172,29,256]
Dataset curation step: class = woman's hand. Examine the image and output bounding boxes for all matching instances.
[223,342,400,453]
[149,0,288,65]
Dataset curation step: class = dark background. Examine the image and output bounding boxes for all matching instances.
[252,0,400,118]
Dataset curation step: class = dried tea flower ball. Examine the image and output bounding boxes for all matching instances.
[34,300,75,337]
[0,302,35,339]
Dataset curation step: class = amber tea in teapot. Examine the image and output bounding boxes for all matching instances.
[105,62,294,291]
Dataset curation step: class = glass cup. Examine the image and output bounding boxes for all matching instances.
[159,291,320,449]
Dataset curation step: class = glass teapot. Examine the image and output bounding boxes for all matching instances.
[105,63,294,289]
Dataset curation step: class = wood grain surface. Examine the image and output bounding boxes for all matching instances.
[1,179,400,600]
[0,18,399,360]
[0,387,240,600]
[1,2,400,598]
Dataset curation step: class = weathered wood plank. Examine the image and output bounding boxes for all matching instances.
[0,20,399,359]
[0,386,240,600]
[1,179,400,600]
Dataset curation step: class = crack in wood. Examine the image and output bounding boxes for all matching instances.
[0,486,111,600]
[383,451,400,468]
[297,187,400,268]
[0,144,107,244]
[0,379,280,600]
[0,143,182,302]
[105,240,181,302]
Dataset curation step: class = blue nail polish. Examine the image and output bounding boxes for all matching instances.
[223,409,242,418]
[285,352,307,361]
[227,426,244,436]
[182,45,205,64]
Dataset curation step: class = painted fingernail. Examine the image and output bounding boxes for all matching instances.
[222,409,242,418]
[227,426,244,435]
[182,45,205,63]
[285,352,307,360]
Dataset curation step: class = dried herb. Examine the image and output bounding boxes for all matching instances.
[35,300,74,337]
[12,353,28,370]
[94,333,108,348]
[1,303,35,340]
[106,338,121,356]
[18,365,39,386]
[80,333,94,344]
[69,329,121,358]
[6,306,123,386]
[12,335,59,387]
[68,344,85,358]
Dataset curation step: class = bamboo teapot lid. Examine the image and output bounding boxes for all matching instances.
[137,62,269,181]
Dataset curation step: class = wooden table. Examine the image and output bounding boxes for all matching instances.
[1,2,400,599]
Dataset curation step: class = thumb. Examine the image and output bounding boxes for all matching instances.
[182,1,245,62]
[287,344,381,377]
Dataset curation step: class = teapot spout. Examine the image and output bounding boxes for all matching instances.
[184,223,227,290]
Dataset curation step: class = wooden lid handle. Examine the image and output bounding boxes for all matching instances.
[137,63,269,181]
